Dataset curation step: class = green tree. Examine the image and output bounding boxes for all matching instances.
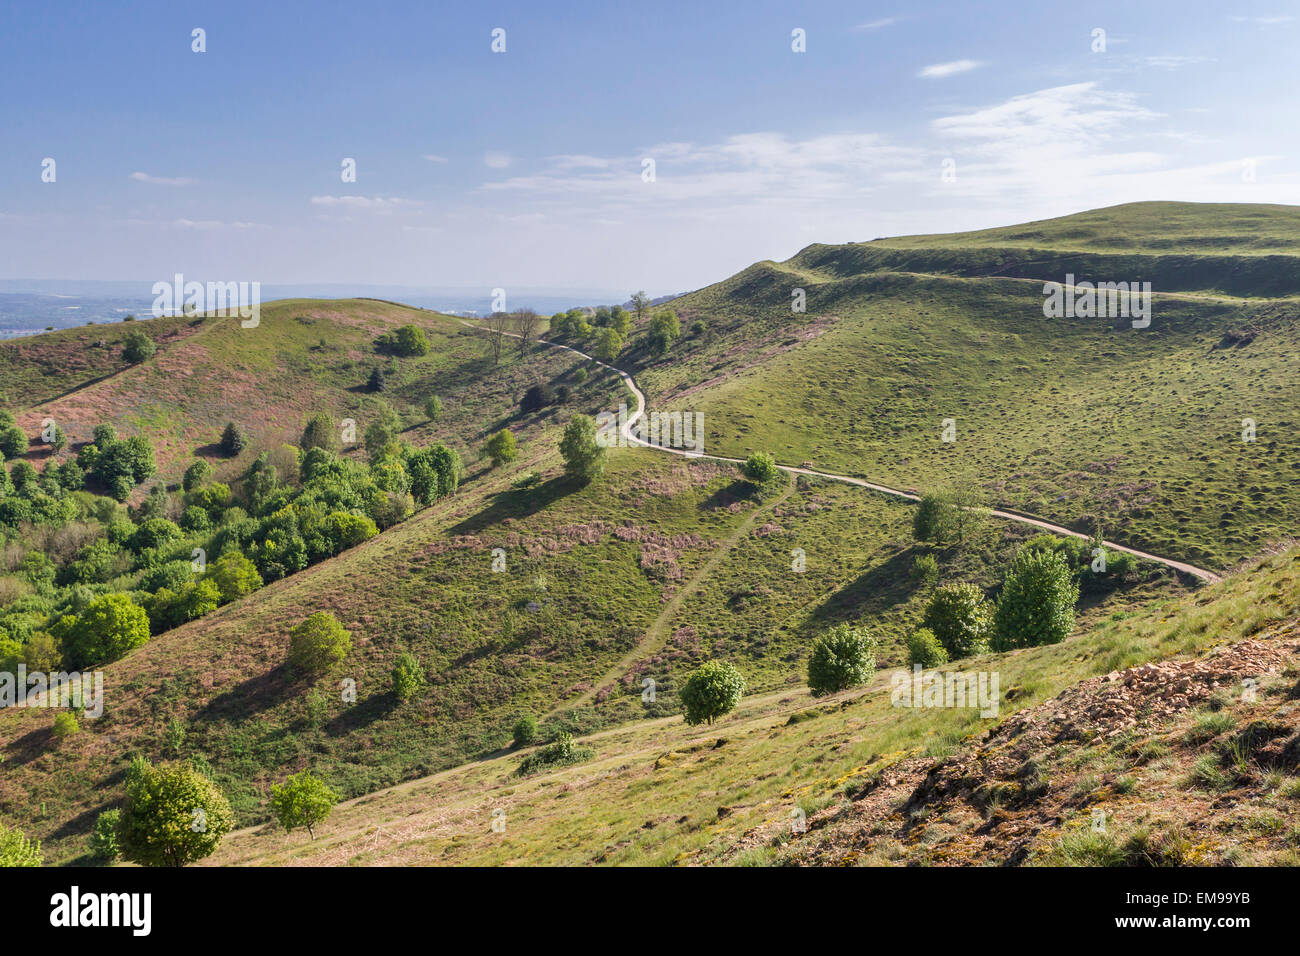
[391,652,426,702]
[55,592,150,668]
[53,711,79,739]
[630,290,650,324]
[117,760,234,867]
[300,413,339,454]
[992,546,1079,650]
[424,395,443,422]
[807,623,876,696]
[922,582,993,659]
[394,324,431,356]
[204,550,263,603]
[484,429,517,468]
[0,821,42,867]
[367,366,386,392]
[288,611,352,674]
[364,403,402,460]
[559,414,605,483]
[0,424,29,460]
[680,660,745,726]
[906,628,949,667]
[512,715,539,747]
[220,421,247,457]
[182,459,212,491]
[122,329,157,364]
[742,452,779,485]
[270,770,338,839]
[89,809,121,861]
[912,493,956,544]
[593,327,624,363]
[647,310,681,354]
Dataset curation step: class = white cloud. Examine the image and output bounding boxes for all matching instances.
[309,195,420,212]
[853,17,898,32]
[129,171,193,186]
[483,152,512,169]
[918,59,983,79]
[1229,15,1294,24]
[423,154,449,163]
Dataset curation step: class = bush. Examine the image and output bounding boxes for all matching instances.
[922,582,993,659]
[300,413,338,454]
[680,660,745,725]
[367,367,386,392]
[122,329,157,364]
[911,553,940,586]
[288,611,351,674]
[181,459,211,491]
[906,628,950,668]
[328,510,378,550]
[204,550,263,603]
[270,770,339,839]
[512,715,539,748]
[559,414,605,483]
[807,623,877,696]
[53,711,79,738]
[220,421,247,457]
[424,395,443,421]
[516,731,594,776]
[484,429,517,468]
[89,808,121,861]
[391,652,426,702]
[520,383,554,413]
[647,310,681,354]
[0,425,29,460]
[912,493,956,544]
[742,452,779,485]
[393,324,430,356]
[0,821,42,867]
[992,546,1079,650]
[117,760,234,866]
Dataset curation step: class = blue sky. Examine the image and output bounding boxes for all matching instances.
[1,0,1297,294]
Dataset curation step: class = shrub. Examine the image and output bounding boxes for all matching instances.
[204,550,263,603]
[0,425,28,460]
[424,395,443,421]
[807,623,877,696]
[270,770,338,839]
[288,611,351,674]
[512,715,539,748]
[328,511,378,550]
[992,546,1079,650]
[742,452,779,485]
[647,310,681,354]
[367,367,386,392]
[300,413,338,454]
[117,760,234,867]
[122,329,156,364]
[220,422,247,457]
[53,711,79,738]
[516,731,594,776]
[680,660,745,725]
[393,324,430,356]
[923,582,993,659]
[0,821,42,867]
[181,459,212,491]
[912,493,956,544]
[484,429,517,468]
[559,414,605,483]
[391,652,426,702]
[54,592,150,668]
[906,628,950,667]
[911,553,940,586]
[89,809,121,861]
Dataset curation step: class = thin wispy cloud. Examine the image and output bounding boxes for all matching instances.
[128,171,193,186]
[423,154,449,163]
[483,152,512,169]
[853,17,899,32]
[919,59,983,79]
[310,195,420,212]
[1228,15,1294,24]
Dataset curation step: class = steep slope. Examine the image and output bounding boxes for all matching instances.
[203,547,1300,867]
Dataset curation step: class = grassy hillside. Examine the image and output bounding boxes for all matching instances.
[205,546,1300,867]
[619,203,1300,571]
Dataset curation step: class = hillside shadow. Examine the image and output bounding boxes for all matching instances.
[809,547,917,626]
[321,690,392,736]
[698,479,757,511]
[1,725,52,767]
[447,475,577,535]
[192,661,296,724]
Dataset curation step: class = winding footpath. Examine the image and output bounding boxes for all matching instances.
[458,319,1222,585]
